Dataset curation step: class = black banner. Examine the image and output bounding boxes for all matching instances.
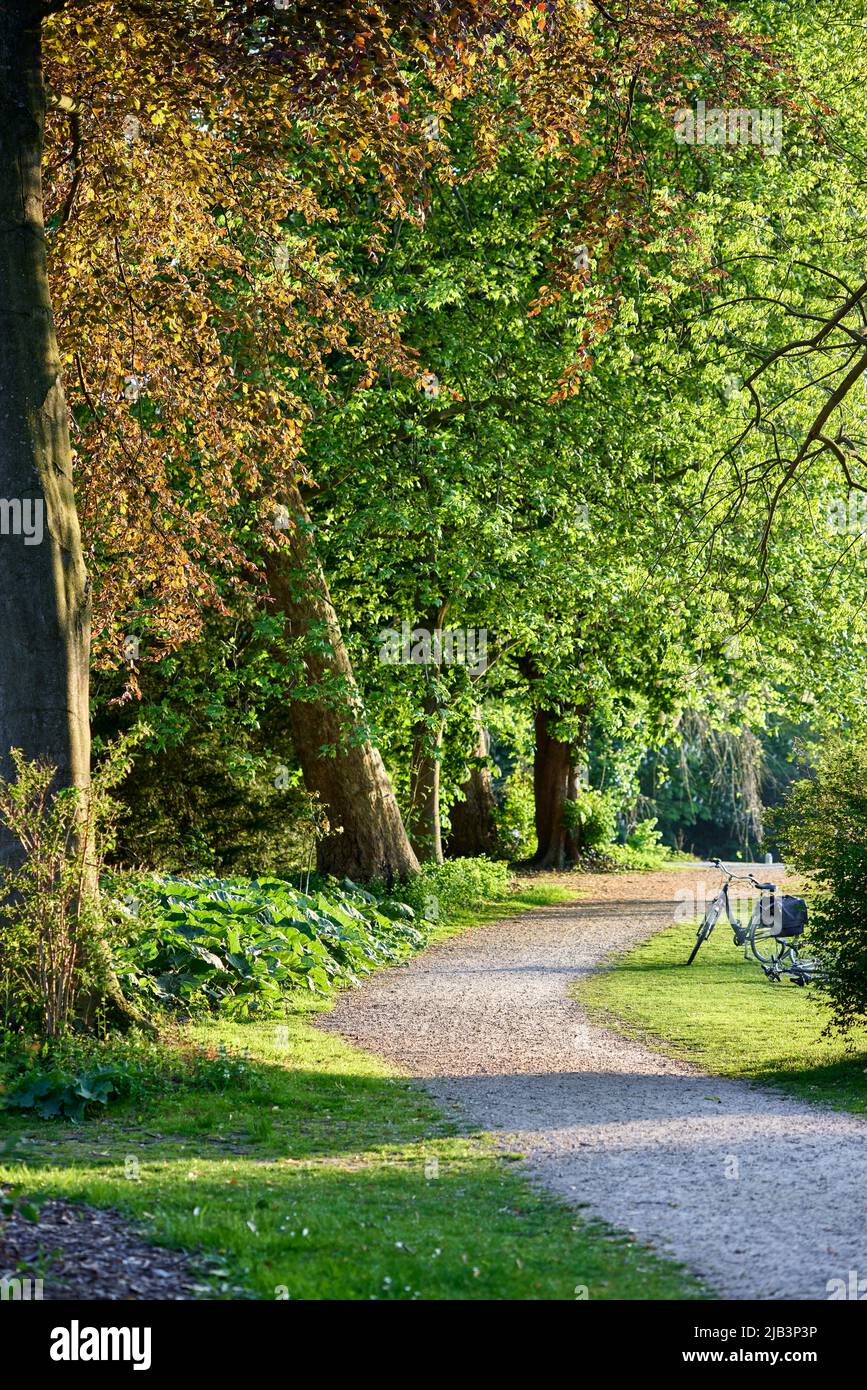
[5,1297,862,1378]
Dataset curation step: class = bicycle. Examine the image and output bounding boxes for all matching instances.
[685,858,821,984]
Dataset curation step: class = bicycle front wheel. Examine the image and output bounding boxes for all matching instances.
[686,898,721,964]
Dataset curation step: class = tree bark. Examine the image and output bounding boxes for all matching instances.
[265,487,419,883]
[0,0,91,867]
[446,719,499,858]
[529,707,574,869]
[529,704,592,868]
[408,690,444,863]
[0,7,150,1031]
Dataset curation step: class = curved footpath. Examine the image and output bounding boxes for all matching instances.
[321,868,867,1300]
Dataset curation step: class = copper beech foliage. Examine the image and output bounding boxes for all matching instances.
[41,1,784,676]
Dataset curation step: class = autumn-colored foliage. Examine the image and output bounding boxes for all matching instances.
[43,0,786,676]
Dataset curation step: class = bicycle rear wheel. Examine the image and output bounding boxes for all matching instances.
[747,920,789,969]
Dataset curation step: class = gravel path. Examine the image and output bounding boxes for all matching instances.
[322,868,867,1300]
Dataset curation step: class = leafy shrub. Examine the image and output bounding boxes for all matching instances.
[108,873,429,1018]
[493,766,536,859]
[775,737,867,1032]
[0,1063,131,1120]
[609,817,670,870]
[92,611,316,878]
[105,727,316,877]
[562,787,618,850]
[392,857,512,924]
[0,733,142,1037]
[0,1035,254,1120]
[570,847,620,873]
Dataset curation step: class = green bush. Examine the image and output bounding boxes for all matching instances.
[775,737,867,1032]
[92,611,316,878]
[108,873,428,1019]
[493,765,536,859]
[392,857,512,924]
[571,847,620,873]
[609,817,670,870]
[562,787,618,850]
[0,1035,254,1120]
[105,728,316,877]
[0,733,143,1037]
[0,1059,132,1120]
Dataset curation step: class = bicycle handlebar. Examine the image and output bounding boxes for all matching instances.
[710,857,776,891]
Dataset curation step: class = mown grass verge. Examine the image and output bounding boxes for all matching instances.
[578,916,867,1114]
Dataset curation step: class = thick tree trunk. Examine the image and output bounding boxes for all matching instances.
[530,707,574,869]
[0,7,147,1030]
[529,705,590,868]
[265,488,419,883]
[446,720,498,858]
[408,691,444,864]
[0,1,91,857]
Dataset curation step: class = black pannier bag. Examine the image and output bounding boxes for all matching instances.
[753,892,808,938]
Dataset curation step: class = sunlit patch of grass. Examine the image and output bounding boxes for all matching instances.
[0,1011,705,1299]
[579,918,867,1113]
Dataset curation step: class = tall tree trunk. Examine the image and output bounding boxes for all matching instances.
[529,705,589,868]
[0,6,145,1029]
[265,488,419,883]
[0,0,91,855]
[408,690,444,863]
[530,707,573,869]
[446,719,498,858]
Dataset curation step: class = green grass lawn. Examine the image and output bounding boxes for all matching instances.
[0,881,706,1301]
[579,917,867,1114]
